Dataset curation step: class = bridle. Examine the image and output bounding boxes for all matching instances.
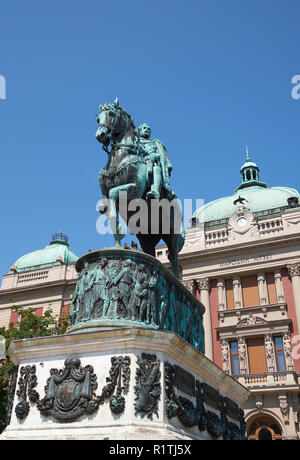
[98,107,139,154]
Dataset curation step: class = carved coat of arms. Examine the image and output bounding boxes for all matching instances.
[38,358,99,421]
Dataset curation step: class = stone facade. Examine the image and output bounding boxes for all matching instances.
[0,257,77,328]
[156,203,300,439]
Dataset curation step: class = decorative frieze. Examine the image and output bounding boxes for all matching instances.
[236,313,267,328]
[70,249,205,354]
[12,352,247,440]
[164,362,247,440]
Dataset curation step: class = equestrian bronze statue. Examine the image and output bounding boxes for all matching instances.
[95,98,185,278]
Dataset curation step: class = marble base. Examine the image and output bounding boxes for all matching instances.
[1,328,249,440]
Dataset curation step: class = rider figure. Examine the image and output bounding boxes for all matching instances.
[138,123,175,200]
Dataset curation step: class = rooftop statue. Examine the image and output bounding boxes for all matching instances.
[95,98,185,278]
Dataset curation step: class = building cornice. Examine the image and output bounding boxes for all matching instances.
[0,278,77,298]
[180,232,300,262]
[216,318,292,335]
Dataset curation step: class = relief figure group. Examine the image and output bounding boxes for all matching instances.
[70,256,204,353]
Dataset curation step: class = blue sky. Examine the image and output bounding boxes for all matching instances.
[0,0,300,277]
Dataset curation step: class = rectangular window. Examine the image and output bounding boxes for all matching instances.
[274,337,286,372]
[247,338,267,374]
[241,275,260,307]
[225,279,235,310]
[230,341,240,375]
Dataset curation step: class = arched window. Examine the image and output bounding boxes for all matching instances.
[247,416,282,440]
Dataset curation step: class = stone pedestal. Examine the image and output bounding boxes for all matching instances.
[1,328,249,440]
[1,248,249,440]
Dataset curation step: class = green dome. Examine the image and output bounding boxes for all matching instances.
[14,233,78,272]
[194,151,300,224]
[194,186,300,224]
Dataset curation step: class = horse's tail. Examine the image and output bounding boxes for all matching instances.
[177,224,185,254]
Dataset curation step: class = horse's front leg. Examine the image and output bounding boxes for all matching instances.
[108,185,137,246]
[99,192,122,246]
[109,194,123,247]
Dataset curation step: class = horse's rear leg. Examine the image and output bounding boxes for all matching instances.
[136,234,159,257]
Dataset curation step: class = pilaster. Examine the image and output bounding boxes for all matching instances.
[233,276,243,309]
[257,272,269,306]
[287,263,300,335]
[217,278,227,311]
[274,269,285,303]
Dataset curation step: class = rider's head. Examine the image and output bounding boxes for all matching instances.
[138,123,151,139]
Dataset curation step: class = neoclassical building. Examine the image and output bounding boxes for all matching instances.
[2,153,300,440]
[156,152,300,440]
[0,231,78,327]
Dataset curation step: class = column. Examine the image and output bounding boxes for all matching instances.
[233,276,243,309]
[217,278,227,311]
[257,272,269,306]
[197,277,213,361]
[287,263,300,334]
[274,269,285,303]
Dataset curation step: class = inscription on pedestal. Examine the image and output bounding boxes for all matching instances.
[174,365,195,397]
[225,397,239,421]
[202,383,219,409]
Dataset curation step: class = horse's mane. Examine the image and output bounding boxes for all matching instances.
[101,102,136,130]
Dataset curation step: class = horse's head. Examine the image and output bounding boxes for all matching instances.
[96,98,133,149]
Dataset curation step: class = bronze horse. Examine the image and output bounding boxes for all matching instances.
[95,98,185,278]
